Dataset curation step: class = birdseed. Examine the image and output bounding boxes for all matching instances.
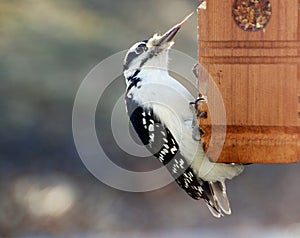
[232,0,272,32]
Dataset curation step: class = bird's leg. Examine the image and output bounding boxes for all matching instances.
[190,63,208,141]
[190,96,208,141]
[191,117,202,141]
[192,63,199,80]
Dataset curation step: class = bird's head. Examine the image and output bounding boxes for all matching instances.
[123,13,193,77]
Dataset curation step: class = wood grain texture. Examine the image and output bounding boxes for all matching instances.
[198,0,300,163]
[298,0,300,126]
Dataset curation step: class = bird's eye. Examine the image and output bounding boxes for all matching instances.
[135,44,147,54]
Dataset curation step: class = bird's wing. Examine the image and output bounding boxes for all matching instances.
[125,96,222,217]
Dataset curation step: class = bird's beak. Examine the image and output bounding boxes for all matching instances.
[156,12,194,46]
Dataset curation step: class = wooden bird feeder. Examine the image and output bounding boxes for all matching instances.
[197,0,300,163]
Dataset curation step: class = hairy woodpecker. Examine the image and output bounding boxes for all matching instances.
[123,13,244,218]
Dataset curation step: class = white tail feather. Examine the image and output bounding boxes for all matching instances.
[206,204,223,218]
[209,181,231,215]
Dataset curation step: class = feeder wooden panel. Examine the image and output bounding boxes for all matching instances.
[197,0,300,163]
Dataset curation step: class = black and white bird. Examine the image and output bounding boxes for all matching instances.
[123,13,244,218]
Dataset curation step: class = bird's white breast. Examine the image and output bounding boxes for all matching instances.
[130,69,200,161]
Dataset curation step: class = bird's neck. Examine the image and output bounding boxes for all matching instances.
[145,51,169,70]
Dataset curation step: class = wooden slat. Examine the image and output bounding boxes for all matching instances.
[201,0,298,41]
[199,48,298,57]
[199,41,300,48]
[209,126,300,164]
[199,57,300,64]
[298,0,300,126]
[197,0,300,163]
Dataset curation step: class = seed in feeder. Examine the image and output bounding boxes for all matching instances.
[232,0,272,32]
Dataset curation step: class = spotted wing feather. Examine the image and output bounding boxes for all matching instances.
[125,96,221,215]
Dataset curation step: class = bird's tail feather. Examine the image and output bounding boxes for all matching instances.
[206,203,223,218]
[201,180,232,218]
[209,181,231,215]
[201,181,222,218]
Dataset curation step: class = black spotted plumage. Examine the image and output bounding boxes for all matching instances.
[125,90,220,214]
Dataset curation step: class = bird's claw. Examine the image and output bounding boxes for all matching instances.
[192,126,204,141]
[192,63,199,79]
[190,95,208,141]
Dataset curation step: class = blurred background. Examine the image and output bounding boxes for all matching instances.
[1,0,300,237]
